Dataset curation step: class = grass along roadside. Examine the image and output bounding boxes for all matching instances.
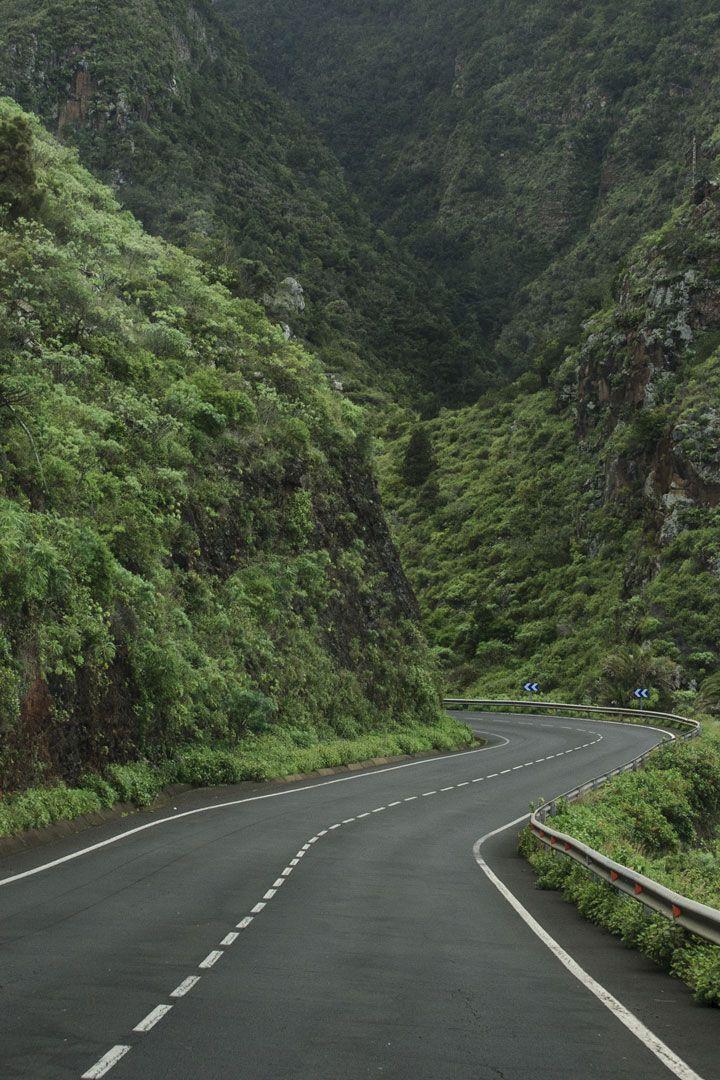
[0,713,473,840]
[520,720,720,1004]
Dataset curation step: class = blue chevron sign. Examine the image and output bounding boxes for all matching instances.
[523,682,540,693]
[634,688,650,700]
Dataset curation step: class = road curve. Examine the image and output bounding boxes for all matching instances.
[1,712,718,1080]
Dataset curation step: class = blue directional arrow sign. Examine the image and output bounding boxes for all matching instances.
[523,682,540,693]
[634,688,650,700]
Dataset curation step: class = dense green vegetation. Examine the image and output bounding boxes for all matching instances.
[0,99,471,801]
[0,712,468,837]
[228,0,720,373]
[520,726,720,1003]
[381,182,720,709]
[2,0,720,890]
[0,0,489,407]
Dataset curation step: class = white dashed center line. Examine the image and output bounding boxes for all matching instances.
[81,726,606,1077]
[133,1005,172,1033]
[199,950,223,969]
[170,976,200,998]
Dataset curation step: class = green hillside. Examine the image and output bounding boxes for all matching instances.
[227,0,720,373]
[0,99,466,799]
[381,182,720,709]
[0,0,487,406]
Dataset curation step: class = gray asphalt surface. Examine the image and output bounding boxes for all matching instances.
[1,712,718,1079]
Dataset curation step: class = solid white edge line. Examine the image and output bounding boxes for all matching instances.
[170,975,200,998]
[133,1004,172,1033]
[81,1046,132,1079]
[472,815,705,1080]
[0,734,509,889]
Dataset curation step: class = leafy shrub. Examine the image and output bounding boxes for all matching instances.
[522,728,720,1003]
[105,763,164,807]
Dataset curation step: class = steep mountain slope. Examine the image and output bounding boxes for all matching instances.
[0,0,487,405]
[0,100,455,795]
[227,0,720,374]
[380,182,720,708]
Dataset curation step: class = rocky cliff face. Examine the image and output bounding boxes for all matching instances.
[576,183,720,539]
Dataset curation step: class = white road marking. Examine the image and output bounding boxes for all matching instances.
[199,950,223,969]
[421,791,437,797]
[171,976,200,998]
[273,878,285,888]
[133,1004,172,1032]
[473,817,704,1080]
[81,1046,131,1078]
[74,717,663,1080]
[0,735,509,889]
[471,777,483,783]
[263,889,276,899]
[512,765,523,770]
[388,801,402,806]
[500,769,512,774]
[342,817,356,823]
[487,773,498,778]
[372,807,386,813]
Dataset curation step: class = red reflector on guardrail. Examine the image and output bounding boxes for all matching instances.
[634,884,643,895]
[610,871,619,881]
[672,905,681,918]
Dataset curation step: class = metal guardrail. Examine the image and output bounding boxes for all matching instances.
[443,698,720,946]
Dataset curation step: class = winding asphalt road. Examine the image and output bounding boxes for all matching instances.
[1,712,718,1079]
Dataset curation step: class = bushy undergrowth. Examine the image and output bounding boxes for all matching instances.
[520,726,720,1004]
[0,713,472,836]
[0,99,444,793]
